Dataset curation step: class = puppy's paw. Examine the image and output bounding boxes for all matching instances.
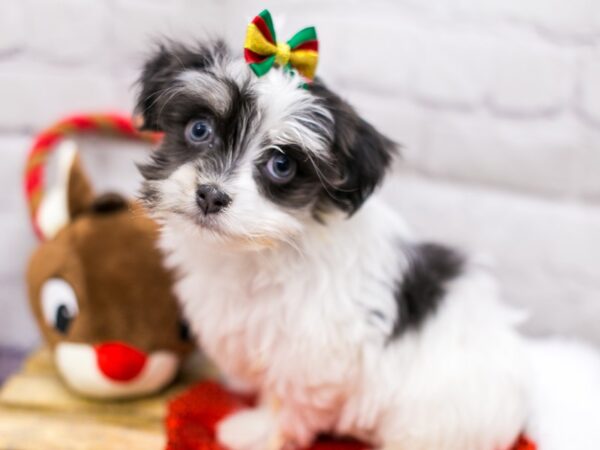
[220,375,258,396]
[217,408,278,450]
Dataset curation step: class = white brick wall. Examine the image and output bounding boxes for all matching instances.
[0,0,599,349]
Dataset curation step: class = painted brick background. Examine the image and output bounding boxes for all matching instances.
[0,0,599,350]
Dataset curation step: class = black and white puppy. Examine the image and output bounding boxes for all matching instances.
[136,41,600,450]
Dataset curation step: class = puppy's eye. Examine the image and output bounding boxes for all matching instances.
[264,152,297,184]
[185,119,213,144]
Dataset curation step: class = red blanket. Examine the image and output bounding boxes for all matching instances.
[165,381,536,450]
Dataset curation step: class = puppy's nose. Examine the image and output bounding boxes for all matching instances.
[196,184,231,215]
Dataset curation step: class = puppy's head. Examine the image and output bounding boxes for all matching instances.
[136,40,396,248]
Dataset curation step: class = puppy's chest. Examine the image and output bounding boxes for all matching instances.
[178,254,366,388]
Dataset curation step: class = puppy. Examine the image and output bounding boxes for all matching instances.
[136,40,600,450]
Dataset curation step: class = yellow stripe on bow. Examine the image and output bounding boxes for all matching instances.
[244,9,319,81]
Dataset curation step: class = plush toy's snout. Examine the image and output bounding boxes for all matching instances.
[55,341,180,399]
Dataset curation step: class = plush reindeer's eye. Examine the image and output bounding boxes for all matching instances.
[179,319,193,342]
[264,152,297,184]
[41,279,79,335]
[185,118,213,145]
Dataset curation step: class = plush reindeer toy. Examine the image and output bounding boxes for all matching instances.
[25,114,193,399]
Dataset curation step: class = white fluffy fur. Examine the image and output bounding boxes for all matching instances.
[178,70,235,116]
[160,196,534,450]
[149,62,600,450]
[254,70,333,159]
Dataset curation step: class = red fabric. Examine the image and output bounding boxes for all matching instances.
[31,131,62,152]
[112,114,139,134]
[512,436,537,450]
[166,382,248,450]
[244,48,267,64]
[165,381,535,450]
[292,40,319,52]
[68,115,96,129]
[252,15,275,45]
[24,164,43,198]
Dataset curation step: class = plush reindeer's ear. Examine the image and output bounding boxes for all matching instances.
[67,153,94,219]
[37,140,94,239]
[311,81,398,214]
[135,40,229,131]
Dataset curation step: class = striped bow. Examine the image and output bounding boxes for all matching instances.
[244,9,319,81]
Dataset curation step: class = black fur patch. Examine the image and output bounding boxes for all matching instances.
[137,85,258,182]
[391,243,465,337]
[308,80,398,215]
[139,181,162,210]
[136,41,259,183]
[252,80,398,217]
[254,144,336,212]
[136,40,229,131]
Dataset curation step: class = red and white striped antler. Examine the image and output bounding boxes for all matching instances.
[23,113,161,240]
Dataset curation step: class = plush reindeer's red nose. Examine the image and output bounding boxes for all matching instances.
[95,342,147,382]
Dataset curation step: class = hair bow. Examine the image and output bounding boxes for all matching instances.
[244,9,319,81]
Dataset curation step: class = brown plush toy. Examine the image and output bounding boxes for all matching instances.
[24,114,193,399]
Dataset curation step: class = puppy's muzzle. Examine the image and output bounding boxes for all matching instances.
[196,184,231,215]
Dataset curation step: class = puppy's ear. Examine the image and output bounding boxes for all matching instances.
[311,81,398,214]
[135,40,228,131]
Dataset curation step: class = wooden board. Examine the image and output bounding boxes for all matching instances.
[0,409,165,450]
[0,348,217,449]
